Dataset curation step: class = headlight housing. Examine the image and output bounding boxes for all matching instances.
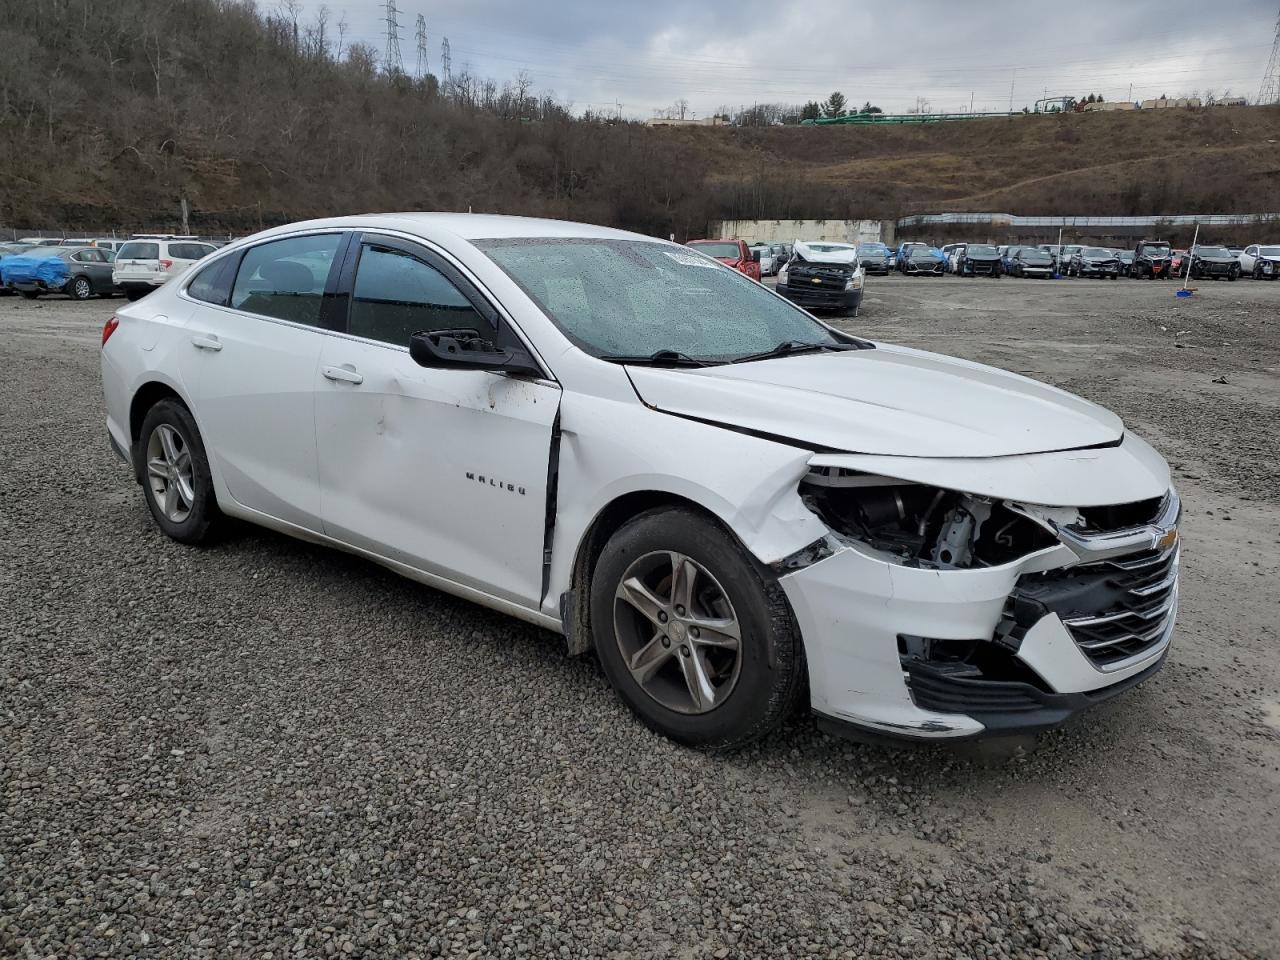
[798,469,1058,570]
[777,264,788,284]
[845,270,864,290]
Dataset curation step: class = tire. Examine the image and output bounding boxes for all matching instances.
[69,276,93,300]
[20,291,40,300]
[137,399,221,545]
[590,507,805,749]
[1228,268,1238,282]
[125,288,148,302]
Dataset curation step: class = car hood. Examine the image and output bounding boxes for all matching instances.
[1195,254,1234,263]
[792,240,858,266]
[626,345,1123,458]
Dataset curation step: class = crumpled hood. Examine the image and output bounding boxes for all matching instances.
[627,344,1124,458]
[792,240,858,266]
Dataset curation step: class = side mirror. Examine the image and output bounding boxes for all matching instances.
[409,329,542,378]
[751,250,761,262]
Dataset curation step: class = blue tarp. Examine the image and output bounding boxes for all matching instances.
[1,253,69,286]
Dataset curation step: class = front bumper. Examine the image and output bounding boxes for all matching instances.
[1078,263,1119,277]
[780,494,1179,742]
[777,283,862,312]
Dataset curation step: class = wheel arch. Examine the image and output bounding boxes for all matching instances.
[128,379,193,482]
[562,491,716,656]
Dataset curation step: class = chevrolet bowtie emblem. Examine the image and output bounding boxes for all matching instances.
[811,277,822,284]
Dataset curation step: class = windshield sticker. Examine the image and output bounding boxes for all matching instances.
[664,251,719,268]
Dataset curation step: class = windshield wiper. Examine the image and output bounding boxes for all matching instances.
[599,348,714,367]
[728,340,857,365]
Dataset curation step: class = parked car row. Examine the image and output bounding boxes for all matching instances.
[1,234,220,299]
[885,238,1280,281]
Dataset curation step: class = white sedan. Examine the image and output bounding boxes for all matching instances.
[100,214,1179,747]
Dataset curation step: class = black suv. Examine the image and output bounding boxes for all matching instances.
[1180,245,1240,281]
[958,244,1002,277]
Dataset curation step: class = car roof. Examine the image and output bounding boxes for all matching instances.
[244,213,645,245]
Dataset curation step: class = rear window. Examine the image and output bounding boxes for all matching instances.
[168,243,214,261]
[187,255,238,306]
[118,242,159,260]
[230,234,342,326]
[687,242,741,259]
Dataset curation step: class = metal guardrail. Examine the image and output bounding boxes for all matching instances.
[897,213,1280,227]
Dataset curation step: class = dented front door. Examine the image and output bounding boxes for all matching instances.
[314,334,560,608]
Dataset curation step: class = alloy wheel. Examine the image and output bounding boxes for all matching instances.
[613,551,743,715]
[146,424,196,523]
[74,278,92,299]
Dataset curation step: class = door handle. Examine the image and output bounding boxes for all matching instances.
[322,364,364,385]
[191,334,222,352]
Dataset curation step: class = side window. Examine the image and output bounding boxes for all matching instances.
[188,255,238,306]
[71,251,90,262]
[231,234,341,327]
[349,243,489,347]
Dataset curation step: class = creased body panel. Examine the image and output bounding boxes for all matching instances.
[808,432,1170,508]
[626,345,1123,459]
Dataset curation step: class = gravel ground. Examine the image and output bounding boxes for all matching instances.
[2,275,1278,959]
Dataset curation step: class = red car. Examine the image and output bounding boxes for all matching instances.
[686,239,762,282]
[1169,249,1188,277]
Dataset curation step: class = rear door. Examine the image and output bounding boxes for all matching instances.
[178,232,347,532]
[78,249,114,292]
[314,233,560,607]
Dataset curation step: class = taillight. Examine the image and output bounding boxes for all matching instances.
[102,315,120,347]
[160,259,173,270]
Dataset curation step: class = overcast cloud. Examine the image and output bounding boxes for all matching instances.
[291,0,1277,117]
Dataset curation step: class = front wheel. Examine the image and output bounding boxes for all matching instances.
[590,508,805,749]
[138,399,221,544]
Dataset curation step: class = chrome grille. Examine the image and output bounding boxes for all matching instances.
[1062,544,1178,667]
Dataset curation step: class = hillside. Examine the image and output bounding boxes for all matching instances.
[2,0,1278,238]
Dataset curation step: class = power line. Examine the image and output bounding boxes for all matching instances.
[415,14,428,78]
[440,36,452,85]
[382,0,402,74]
[1260,5,1280,104]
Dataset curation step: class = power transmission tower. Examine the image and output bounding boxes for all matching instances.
[1259,6,1280,105]
[415,14,428,78]
[440,36,451,85]
[383,0,402,74]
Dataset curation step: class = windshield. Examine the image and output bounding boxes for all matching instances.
[476,238,842,362]
[1083,247,1112,258]
[1194,246,1230,257]
[1261,246,1280,257]
[1019,249,1051,262]
[686,242,740,259]
[1144,245,1170,256]
[858,243,888,255]
[967,245,998,257]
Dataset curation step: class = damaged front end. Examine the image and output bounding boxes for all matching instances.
[780,464,1179,742]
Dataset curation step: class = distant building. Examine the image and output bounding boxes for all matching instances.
[646,116,728,127]
[1083,101,1137,111]
[1141,97,1202,109]
[1215,97,1248,107]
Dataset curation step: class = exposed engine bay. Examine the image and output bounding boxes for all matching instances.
[800,466,1060,569]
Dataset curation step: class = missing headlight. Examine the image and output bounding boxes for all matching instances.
[799,468,1057,569]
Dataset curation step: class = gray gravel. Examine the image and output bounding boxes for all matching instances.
[2,282,1277,959]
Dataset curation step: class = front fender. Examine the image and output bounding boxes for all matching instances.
[543,391,825,619]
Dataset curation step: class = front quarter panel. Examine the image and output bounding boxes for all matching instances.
[543,389,825,619]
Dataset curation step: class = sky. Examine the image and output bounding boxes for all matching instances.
[289,0,1279,117]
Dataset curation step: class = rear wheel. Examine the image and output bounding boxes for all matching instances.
[138,399,221,545]
[125,288,148,302]
[590,508,804,749]
[20,291,40,300]
[69,276,93,300]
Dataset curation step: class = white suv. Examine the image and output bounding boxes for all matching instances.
[112,236,217,300]
[99,214,1179,748]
